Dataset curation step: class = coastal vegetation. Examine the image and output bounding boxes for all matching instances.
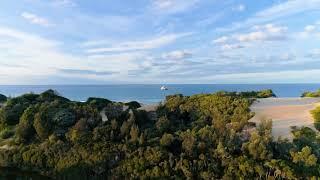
[0,89,319,179]
[301,89,320,97]
[311,107,320,131]
[0,94,7,103]
[303,89,320,131]
[238,89,276,98]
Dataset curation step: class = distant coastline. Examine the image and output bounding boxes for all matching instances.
[1,84,320,104]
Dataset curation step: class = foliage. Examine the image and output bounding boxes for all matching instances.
[256,89,277,98]
[0,94,7,103]
[0,127,14,139]
[160,133,174,147]
[86,97,111,111]
[0,97,31,126]
[238,89,276,98]
[124,101,141,109]
[311,106,320,131]
[16,106,37,142]
[301,89,320,97]
[0,90,318,179]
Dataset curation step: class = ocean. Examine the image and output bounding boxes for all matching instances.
[0,84,319,104]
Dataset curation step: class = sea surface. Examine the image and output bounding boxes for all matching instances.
[0,84,319,104]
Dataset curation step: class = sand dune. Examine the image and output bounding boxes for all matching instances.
[250,98,320,139]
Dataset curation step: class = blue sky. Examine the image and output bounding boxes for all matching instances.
[0,0,320,84]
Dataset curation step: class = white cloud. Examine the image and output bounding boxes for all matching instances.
[305,25,316,32]
[87,52,157,78]
[217,0,320,33]
[151,0,199,14]
[86,33,192,53]
[214,24,288,49]
[162,50,192,60]
[299,23,319,38]
[254,24,287,33]
[237,24,287,42]
[154,0,175,9]
[237,31,266,42]
[306,49,320,58]
[196,12,225,27]
[200,69,320,83]
[280,53,296,61]
[255,0,320,19]
[71,15,136,35]
[87,52,146,61]
[0,26,155,84]
[0,26,83,83]
[221,44,244,51]
[21,12,53,27]
[213,36,229,44]
[58,69,117,76]
[52,0,76,7]
[233,4,246,12]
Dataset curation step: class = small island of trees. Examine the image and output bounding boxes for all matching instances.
[301,89,320,98]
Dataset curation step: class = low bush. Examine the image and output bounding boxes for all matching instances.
[0,94,7,103]
[311,107,320,131]
[301,89,320,97]
[0,127,14,139]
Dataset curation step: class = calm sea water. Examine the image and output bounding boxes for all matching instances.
[0,84,319,104]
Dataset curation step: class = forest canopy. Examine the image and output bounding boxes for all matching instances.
[0,89,318,179]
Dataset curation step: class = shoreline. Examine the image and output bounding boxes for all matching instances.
[250,97,320,139]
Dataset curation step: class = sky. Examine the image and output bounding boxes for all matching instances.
[0,0,320,84]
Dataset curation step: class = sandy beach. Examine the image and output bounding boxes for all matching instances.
[250,98,320,139]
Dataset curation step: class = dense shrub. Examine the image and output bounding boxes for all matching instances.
[86,97,111,111]
[0,94,7,103]
[34,111,53,140]
[16,106,37,142]
[156,116,171,133]
[38,89,69,102]
[311,107,320,131]
[256,89,277,98]
[0,90,318,179]
[301,89,320,97]
[53,109,76,127]
[238,89,276,98]
[124,101,141,109]
[160,133,174,147]
[0,90,70,126]
[0,98,30,125]
[0,127,14,139]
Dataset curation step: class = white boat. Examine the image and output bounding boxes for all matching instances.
[160,86,168,91]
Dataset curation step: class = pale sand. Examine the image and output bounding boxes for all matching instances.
[250,98,320,139]
[138,104,159,112]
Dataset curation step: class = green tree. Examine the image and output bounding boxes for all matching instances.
[0,94,7,103]
[242,131,272,160]
[16,106,37,142]
[160,133,174,147]
[181,131,196,155]
[130,124,139,142]
[156,116,170,133]
[290,146,318,167]
[33,111,53,140]
[120,120,130,136]
[311,107,320,130]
